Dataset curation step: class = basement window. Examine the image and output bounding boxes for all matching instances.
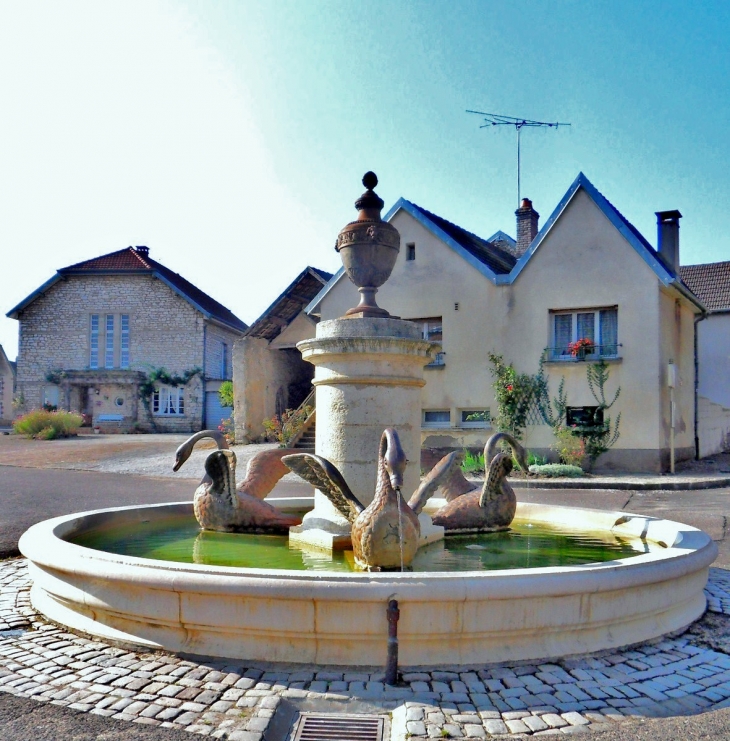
[460,410,491,428]
[423,409,451,428]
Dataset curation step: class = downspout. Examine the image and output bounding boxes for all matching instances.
[694,310,708,460]
[201,322,207,429]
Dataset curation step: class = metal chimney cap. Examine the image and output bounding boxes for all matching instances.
[656,210,682,222]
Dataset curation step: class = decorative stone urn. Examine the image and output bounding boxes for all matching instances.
[335,171,400,318]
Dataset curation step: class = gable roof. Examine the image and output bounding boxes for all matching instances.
[679,261,730,312]
[244,267,333,341]
[307,172,705,315]
[506,172,704,310]
[7,247,248,332]
[306,201,518,313]
[402,201,517,275]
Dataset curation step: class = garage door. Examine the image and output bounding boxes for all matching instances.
[206,391,232,429]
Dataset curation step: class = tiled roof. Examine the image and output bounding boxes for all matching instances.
[245,267,333,340]
[679,262,730,312]
[60,248,153,272]
[406,202,517,275]
[29,247,247,332]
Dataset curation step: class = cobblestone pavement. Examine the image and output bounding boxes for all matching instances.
[2,561,730,738]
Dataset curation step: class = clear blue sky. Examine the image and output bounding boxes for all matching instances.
[2,0,729,359]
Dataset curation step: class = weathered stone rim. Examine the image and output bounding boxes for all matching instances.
[18,501,717,666]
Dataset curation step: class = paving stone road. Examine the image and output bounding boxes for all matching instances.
[2,560,730,738]
[3,434,730,739]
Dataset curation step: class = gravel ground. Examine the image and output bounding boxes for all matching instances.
[0,433,304,486]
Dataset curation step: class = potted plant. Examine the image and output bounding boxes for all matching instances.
[568,337,594,360]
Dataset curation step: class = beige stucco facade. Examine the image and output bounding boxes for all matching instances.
[12,274,242,432]
[312,185,700,472]
[696,313,730,457]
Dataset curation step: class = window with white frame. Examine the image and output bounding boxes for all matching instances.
[90,313,131,369]
[152,385,185,415]
[89,314,100,368]
[409,317,444,366]
[551,307,618,359]
[105,314,115,368]
[120,314,130,368]
[423,409,451,428]
[43,385,60,410]
[460,409,491,428]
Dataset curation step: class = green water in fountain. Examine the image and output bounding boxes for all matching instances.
[69,515,649,572]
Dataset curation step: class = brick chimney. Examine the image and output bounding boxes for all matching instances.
[135,245,150,258]
[515,198,539,257]
[656,210,681,272]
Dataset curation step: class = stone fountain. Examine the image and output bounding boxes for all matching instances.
[18,174,717,667]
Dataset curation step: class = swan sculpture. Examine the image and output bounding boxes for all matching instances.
[173,430,301,533]
[283,428,459,571]
[431,432,527,533]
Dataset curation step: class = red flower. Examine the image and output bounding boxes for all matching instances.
[568,338,595,357]
[506,384,513,392]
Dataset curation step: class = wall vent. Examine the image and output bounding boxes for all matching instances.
[292,713,386,741]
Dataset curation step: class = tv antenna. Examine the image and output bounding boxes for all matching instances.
[467,111,571,206]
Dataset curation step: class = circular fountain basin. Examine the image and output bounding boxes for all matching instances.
[19,501,717,667]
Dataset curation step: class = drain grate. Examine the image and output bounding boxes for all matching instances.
[293,713,385,741]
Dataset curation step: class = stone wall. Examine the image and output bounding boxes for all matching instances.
[233,337,314,442]
[14,274,210,432]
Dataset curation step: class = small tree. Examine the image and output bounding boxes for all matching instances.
[218,381,234,408]
[580,359,621,466]
[487,353,539,441]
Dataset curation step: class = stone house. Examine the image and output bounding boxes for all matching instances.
[7,246,247,433]
[305,173,705,473]
[679,261,730,457]
[233,266,332,442]
[0,345,15,426]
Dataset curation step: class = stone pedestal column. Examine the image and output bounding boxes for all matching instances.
[289,317,437,551]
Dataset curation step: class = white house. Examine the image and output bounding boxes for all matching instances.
[306,173,704,473]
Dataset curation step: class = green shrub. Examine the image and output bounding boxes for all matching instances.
[262,406,313,447]
[13,409,83,439]
[460,449,485,474]
[526,451,547,467]
[218,381,234,408]
[528,463,586,478]
[552,426,586,467]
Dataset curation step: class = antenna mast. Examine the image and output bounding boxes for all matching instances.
[467,111,571,206]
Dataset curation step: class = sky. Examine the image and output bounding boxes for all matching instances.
[1,0,729,360]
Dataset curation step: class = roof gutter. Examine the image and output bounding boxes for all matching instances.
[668,277,707,314]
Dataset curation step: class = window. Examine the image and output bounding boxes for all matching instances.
[220,342,228,379]
[105,314,115,368]
[566,406,604,427]
[460,410,491,428]
[208,339,229,380]
[551,307,618,359]
[43,385,60,410]
[120,314,130,368]
[406,243,416,261]
[153,385,185,415]
[90,313,131,369]
[89,314,100,368]
[423,410,451,428]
